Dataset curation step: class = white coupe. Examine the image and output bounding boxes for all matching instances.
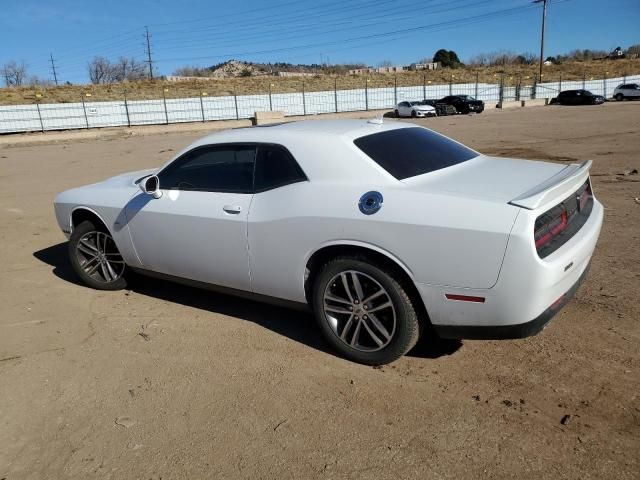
[394,101,436,118]
[54,120,603,364]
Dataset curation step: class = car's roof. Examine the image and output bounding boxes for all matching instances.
[195,119,413,145]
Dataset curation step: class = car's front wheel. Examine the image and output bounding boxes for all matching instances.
[312,256,420,365]
[615,93,624,101]
[69,220,127,290]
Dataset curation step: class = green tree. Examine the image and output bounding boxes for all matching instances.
[432,49,463,68]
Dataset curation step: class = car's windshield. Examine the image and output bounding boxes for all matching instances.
[354,127,479,180]
[459,95,476,101]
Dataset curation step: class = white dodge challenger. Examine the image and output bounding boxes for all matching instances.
[54,119,603,364]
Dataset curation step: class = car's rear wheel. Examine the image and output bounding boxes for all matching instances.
[394,109,400,117]
[312,256,420,365]
[615,93,624,101]
[69,220,127,290]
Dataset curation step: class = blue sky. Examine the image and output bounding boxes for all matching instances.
[1,0,638,84]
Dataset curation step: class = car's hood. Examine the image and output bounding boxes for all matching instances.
[402,155,567,204]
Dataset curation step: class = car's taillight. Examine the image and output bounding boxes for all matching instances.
[535,210,568,249]
[534,179,593,258]
[578,183,591,211]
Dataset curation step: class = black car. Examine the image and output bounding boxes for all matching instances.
[550,90,605,106]
[435,95,485,114]
[419,100,457,116]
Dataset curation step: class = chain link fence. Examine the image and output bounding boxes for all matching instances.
[1,73,638,134]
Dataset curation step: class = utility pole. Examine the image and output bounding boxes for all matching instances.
[534,0,548,80]
[49,53,59,85]
[144,26,154,79]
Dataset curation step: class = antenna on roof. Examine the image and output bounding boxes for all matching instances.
[367,115,384,125]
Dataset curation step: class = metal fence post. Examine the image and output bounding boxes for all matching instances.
[558,73,562,94]
[499,74,504,105]
[199,93,206,122]
[422,74,426,100]
[515,75,521,102]
[81,94,89,129]
[623,73,627,84]
[532,74,538,99]
[268,83,273,111]
[475,72,479,99]
[603,71,607,98]
[234,88,239,120]
[334,77,338,113]
[123,92,131,127]
[449,74,453,96]
[394,74,397,105]
[365,77,369,111]
[35,101,44,132]
[302,81,306,116]
[582,71,586,89]
[162,88,169,124]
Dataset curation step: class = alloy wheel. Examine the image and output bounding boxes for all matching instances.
[75,231,125,284]
[323,270,397,352]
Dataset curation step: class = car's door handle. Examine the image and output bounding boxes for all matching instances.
[223,205,242,214]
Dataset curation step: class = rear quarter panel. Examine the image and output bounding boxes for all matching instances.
[248,183,520,303]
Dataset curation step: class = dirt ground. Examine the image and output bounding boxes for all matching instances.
[1,103,638,479]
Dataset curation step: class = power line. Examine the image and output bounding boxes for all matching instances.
[49,53,59,85]
[155,3,542,63]
[153,0,493,55]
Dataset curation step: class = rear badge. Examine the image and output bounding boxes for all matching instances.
[359,191,383,215]
[564,261,574,272]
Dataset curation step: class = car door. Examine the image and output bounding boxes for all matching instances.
[398,102,409,116]
[629,84,640,98]
[247,144,310,301]
[125,144,255,291]
[561,91,574,105]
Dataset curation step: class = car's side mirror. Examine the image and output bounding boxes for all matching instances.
[139,175,162,199]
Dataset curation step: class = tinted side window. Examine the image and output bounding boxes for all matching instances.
[158,145,256,193]
[354,127,478,180]
[254,145,307,192]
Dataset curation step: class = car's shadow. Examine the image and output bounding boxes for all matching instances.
[33,243,462,361]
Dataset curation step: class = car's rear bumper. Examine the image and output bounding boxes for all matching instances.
[433,261,590,339]
[415,198,603,338]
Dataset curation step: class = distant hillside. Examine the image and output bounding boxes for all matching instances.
[1,59,638,105]
[173,59,367,78]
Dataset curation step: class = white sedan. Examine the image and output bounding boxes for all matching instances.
[394,101,436,118]
[54,120,603,365]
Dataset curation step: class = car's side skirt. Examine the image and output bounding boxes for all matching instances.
[130,267,311,312]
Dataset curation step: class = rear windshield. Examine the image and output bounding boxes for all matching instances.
[353,127,478,180]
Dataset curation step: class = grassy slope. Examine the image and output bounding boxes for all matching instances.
[1,59,638,105]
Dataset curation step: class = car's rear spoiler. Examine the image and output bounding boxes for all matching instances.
[509,160,592,210]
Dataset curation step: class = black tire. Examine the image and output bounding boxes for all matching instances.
[615,93,624,101]
[312,256,420,365]
[68,220,128,291]
[411,110,417,118]
[394,109,400,118]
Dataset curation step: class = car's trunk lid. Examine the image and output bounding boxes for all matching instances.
[402,155,582,209]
